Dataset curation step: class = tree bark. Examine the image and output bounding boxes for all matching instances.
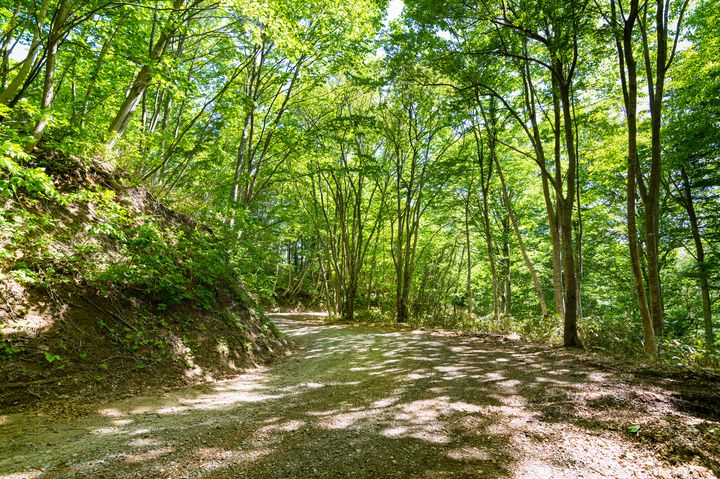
[558,76,580,348]
[0,0,51,105]
[26,0,71,151]
[475,99,499,321]
[523,63,564,320]
[501,216,511,316]
[679,167,714,351]
[464,187,474,321]
[496,157,548,317]
[0,1,21,90]
[106,0,186,149]
[611,0,658,359]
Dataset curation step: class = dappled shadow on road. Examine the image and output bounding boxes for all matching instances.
[0,314,717,478]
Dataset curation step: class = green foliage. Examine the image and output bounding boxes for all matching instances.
[661,338,720,368]
[0,0,717,370]
[0,139,58,200]
[90,219,242,308]
[9,267,42,286]
[1,342,21,358]
[1,170,248,311]
[43,351,61,363]
[580,316,643,356]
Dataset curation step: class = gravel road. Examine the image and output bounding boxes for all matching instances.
[0,313,716,478]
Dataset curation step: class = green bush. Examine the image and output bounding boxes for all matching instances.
[82,206,246,308]
[1,145,248,310]
[0,137,58,200]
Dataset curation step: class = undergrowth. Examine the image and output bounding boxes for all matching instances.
[1,142,292,397]
[1,142,249,311]
[328,304,720,369]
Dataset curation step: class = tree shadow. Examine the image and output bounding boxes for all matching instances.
[0,313,717,478]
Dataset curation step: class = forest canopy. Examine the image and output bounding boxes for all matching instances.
[1,0,718,365]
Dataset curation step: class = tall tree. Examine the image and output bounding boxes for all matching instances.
[607,0,689,358]
[106,0,196,148]
[381,87,456,323]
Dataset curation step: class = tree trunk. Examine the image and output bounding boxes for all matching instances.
[642,0,673,341]
[574,112,584,320]
[679,167,714,351]
[464,189,473,320]
[481,183,498,320]
[317,254,334,316]
[543,175,565,320]
[496,157,548,317]
[106,0,185,148]
[612,0,658,359]
[501,216,511,316]
[474,105,499,321]
[26,0,71,152]
[0,1,21,90]
[397,272,411,323]
[552,78,568,322]
[558,78,580,348]
[526,69,563,320]
[342,278,357,323]
[0,0,51,105]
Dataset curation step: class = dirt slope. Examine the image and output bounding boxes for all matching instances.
[1,313,718,478]
[1,150,291,411]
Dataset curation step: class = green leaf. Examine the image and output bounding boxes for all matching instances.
[43,351,61,363]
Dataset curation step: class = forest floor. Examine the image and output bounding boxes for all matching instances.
[1,313,719,479]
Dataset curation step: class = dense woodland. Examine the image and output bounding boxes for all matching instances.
[1,0,718,365]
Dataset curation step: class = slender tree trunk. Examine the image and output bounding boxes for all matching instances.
[542,175,565,320]
[26,0,71,152]
[464,189,473,320]
[397,269,411,323]
[318,254,334,316]
[644,191,664,338]
[77,22,122,126]
[474,107,499,321]
[522,58,564,320]
[641,0,674,340]
[612,0,657,359]
[106,0,185,148]
[0,1,21,90]
[496,157,548,317]
[552,78,568,321]
[481,184,498,321]
[366,233,380,298]
[679,167,714,351]
[501,216,511,316]
[573,99,584,320]
[0,0,51,105]
[343,278,357,323]
[558,78,580,348]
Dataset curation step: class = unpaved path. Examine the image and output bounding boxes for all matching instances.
[1,314,718,478]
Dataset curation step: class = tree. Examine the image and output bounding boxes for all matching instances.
[663,2,720,351]
[380,86,457,323]
[606,0,689,359]
[294,91,387,321]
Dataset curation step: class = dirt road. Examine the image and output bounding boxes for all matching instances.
[1,314,717,478]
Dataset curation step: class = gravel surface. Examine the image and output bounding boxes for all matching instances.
[0,313,717,478]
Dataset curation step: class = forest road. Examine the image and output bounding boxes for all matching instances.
[0,313,717,479]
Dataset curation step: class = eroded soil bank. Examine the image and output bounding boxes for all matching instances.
[1,313,718,478]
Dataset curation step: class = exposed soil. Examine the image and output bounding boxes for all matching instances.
[1,313,718,478]
[0,280,291,416]
[1,149,291,416]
